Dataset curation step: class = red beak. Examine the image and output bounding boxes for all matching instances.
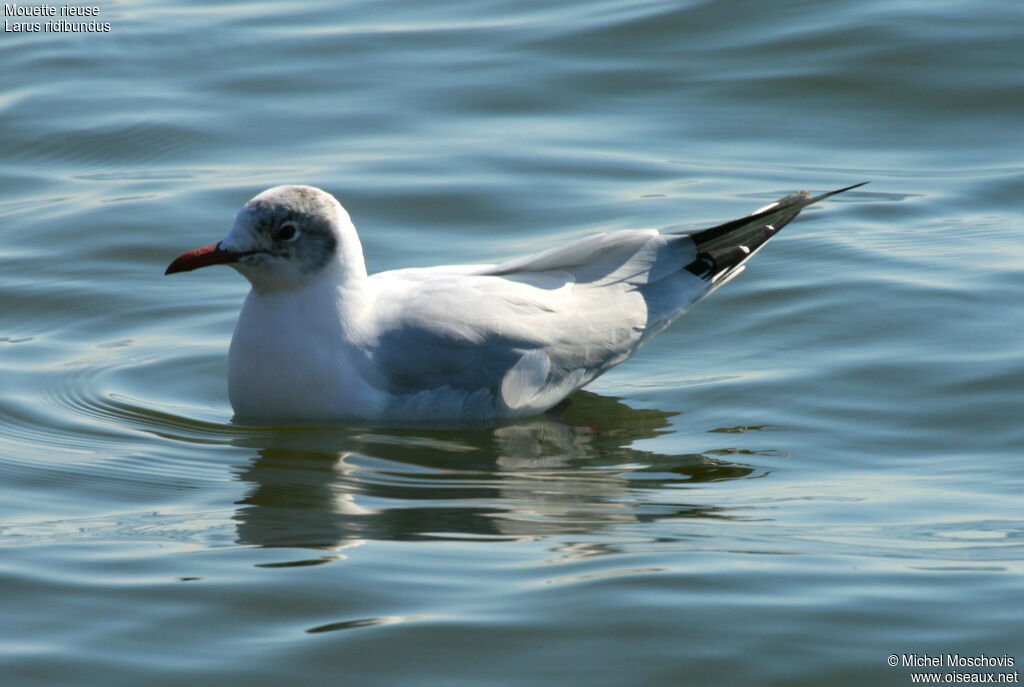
[165,242,249,275]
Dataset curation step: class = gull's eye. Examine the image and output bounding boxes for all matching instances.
[273,222,301,243]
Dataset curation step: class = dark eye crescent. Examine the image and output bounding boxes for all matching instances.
[274,223,300,243]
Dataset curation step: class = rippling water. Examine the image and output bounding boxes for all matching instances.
[1,1,1022,685]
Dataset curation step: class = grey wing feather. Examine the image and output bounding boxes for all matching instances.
[368,229,702,404]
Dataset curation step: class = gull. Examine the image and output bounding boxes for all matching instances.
[166,182,864,421]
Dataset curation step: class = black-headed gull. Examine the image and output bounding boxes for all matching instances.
[166,183,864,421]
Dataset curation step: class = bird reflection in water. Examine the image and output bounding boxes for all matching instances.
[230,392,777,562]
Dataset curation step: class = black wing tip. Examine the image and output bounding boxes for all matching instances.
[686,181,868,242]
[762,181,869,215]
[683,181,868,280]
[809,181,869,202]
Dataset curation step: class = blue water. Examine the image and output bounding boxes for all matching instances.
[1,1,1022,685]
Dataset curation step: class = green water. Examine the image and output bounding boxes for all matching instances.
[1,1,1022,685]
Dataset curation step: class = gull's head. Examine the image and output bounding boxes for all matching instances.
[165,185,364,292]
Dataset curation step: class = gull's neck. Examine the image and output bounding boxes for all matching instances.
[334,219,368,284]
[243,261,370,337]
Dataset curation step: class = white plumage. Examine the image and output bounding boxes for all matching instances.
[166,183,863,421]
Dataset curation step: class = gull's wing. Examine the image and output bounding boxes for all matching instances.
[366,256,655,418]
[364,184,864,419]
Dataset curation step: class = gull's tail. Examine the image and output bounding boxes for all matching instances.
[682,182,867,285]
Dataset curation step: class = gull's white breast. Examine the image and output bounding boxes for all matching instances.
[228,284,385,421]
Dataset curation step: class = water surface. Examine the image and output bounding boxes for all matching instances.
[1,1,1022,685]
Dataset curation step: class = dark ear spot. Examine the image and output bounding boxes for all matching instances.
[296,231,337,274]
